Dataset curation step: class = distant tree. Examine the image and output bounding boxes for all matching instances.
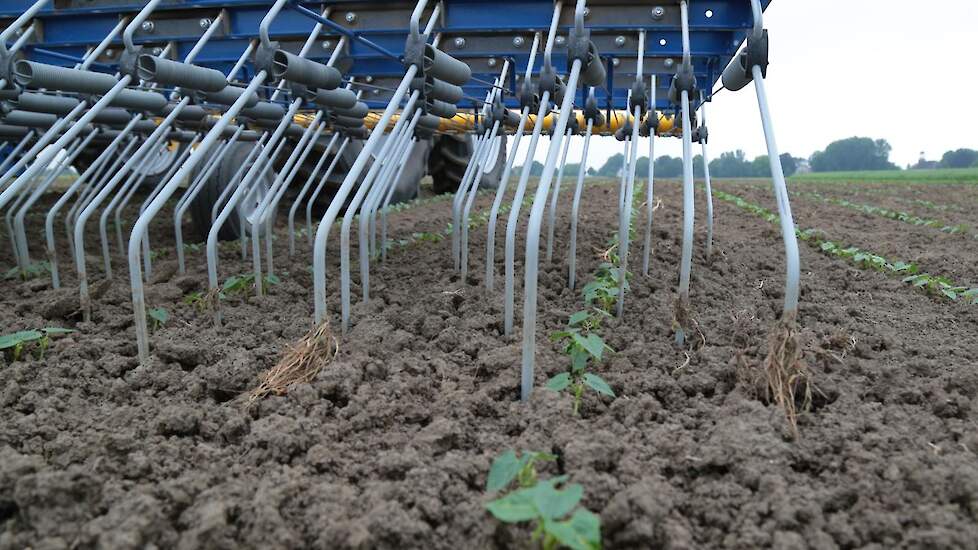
[708,150,753,177]
[654,156,683,178]
[750,155,769,177]
[587,167,597,176]
[809,137,897,172]
[594,153,625,177]
[939,148,978,169]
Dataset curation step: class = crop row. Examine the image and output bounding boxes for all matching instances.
[798,191,974,238]
[714,190,978,304]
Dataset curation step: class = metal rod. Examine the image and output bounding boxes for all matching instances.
[485,106,530,291]
[568,118,593,289]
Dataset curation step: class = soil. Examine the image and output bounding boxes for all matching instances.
[1,175,977,550]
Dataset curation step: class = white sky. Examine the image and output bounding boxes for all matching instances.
[520,0,976,170]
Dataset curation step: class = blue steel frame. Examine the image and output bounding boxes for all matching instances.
[0,0,771,112]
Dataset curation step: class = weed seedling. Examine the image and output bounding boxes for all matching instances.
[485,450,602,550]
[3,261,51,281]
[547,310,615,415]
[222,272,281,298]
[0,327,74,361]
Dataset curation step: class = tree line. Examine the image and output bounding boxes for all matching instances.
[517,137,977,178]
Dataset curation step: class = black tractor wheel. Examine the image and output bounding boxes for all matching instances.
[428,133,506,194]
[189,141,274,241]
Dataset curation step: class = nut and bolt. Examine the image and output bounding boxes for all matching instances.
[555,35,566,47]
[364,75,374,83]
[612,58,621,67]
[152,47,163,55]
[344,12,357,24]
[140,20,155,33]
[199,18,212,29]
[322,40,333,50]
[453,37,466,49]
[583,7,590,18]
[614,35,627,48]
[664,58,675,68]
[512,36,525,48]
[652,6,665,20]
[487,57,498,68]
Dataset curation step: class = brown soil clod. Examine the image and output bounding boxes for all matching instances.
[248,320,339,402]
[762,314,813,438]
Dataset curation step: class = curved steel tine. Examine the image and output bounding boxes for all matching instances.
[545,126,574,264]
[568,118,593,290]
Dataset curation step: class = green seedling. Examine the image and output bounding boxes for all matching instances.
[148,307,169,332]
[183,242,202,253]
[0,327,74,361]
[221,272,281,298]
[485,450,602,550]
[3,261,51,281]
[547,311,615,415]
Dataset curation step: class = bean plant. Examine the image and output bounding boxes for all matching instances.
[485,450,602,550]
[147,307,169,332]
[3,261,51,281]
[547,310,615,415]
[0,327,74,361]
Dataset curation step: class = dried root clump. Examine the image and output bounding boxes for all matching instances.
[763,315,812,437]
[249,320,339,402]
[672,296,704,350]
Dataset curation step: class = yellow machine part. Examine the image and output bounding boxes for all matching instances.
[295,109,678,137]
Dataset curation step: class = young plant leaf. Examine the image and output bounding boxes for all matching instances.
[0,330,43,350]
[547,372,572,392]
[487,450,521,492]
[583,373,615,397]
[569,310,590,327]
[532,481,583,521]
[485,487,538,523]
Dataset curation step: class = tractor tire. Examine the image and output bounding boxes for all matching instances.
[428,133,506,194]
[189,141,274,241]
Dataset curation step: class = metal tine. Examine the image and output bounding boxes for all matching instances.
[357,109,418,282]
[173,133,244,275]
[45,131,133,288]
[0,0,159,215]
[305,135,351,244]
[210,134,268,227]
[255,114,327,282]
[0,131,36,176]
[130,135,198,255]
[545,125,574,264]
[174,130,244,274]
[0,103,86,189]
[519,0,588,402]
[568,114,594,290]
[358,109,415,262]
[248,110,322,296]
[246,6,346,277]
[378,131,420,262]
[239,137,288,261]
[360,109,423,289]
[503,92,552,336]
[700,101,714,258]
[130,0,293,362]
[288,132,340,256]
[74,2,215,288]
[748,0,800,318]
[451,125,492,269]
[12,130,98,269]
[642,75,657,276]
[97,134,171,278]
[503,2,567,335]
[484,32,539,292]
[67,137,139,259]
[339,88,422,332]
[99,150,157,277]
[313,0,437,326]
[675,0,696,345]
[77,98,190,319]
[459,63,510,282]
[615,30,646,318]
[206,108,297,326]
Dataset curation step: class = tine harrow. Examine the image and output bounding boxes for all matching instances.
[0,0,797,407]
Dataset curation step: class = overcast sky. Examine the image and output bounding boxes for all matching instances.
[520,0,976,170]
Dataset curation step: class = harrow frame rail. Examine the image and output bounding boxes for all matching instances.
[1,0,769,118]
